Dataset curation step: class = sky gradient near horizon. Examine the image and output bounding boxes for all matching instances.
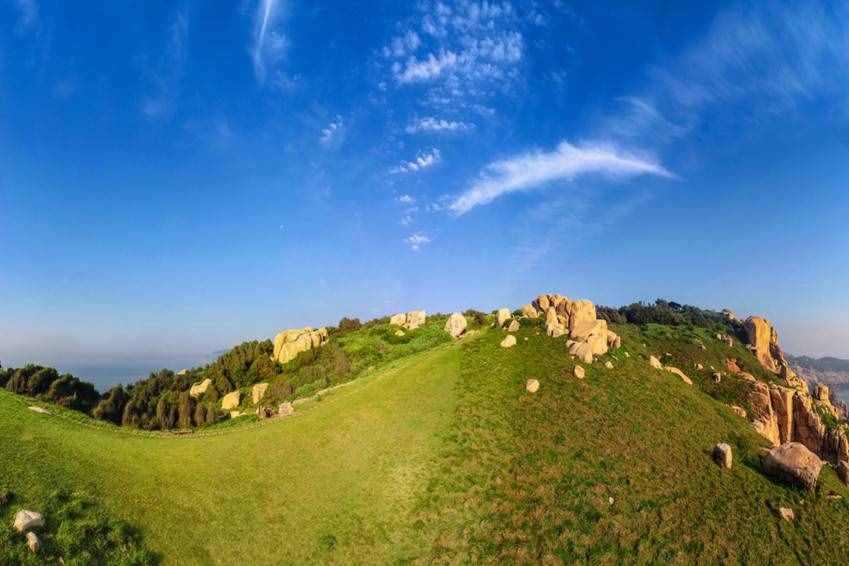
[2,1,849,388]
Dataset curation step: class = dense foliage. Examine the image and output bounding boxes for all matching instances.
[0,365,100,414]
[597,299,739,335]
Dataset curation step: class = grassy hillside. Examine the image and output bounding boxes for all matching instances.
[3,316,849,563]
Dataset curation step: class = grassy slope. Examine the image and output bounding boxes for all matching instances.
[4,319,849,564]
[1,344,460,564]
[408,321,849,563]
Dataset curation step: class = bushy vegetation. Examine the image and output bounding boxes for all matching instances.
[598,299,742,337]
[0,489,156,564]
[0,365,99,414]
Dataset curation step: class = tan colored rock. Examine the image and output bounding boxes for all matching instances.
[574,365,585,379]
[395,330,405,337]
[744,316,781,373]
[221,390,241,411]
[545,307,566,338]
[792,393,826,454]
[406,310,426,330]
[569,341,594,364]
[769,387,795,444]
[189,378,212,398]
[526,379,540,393]
[496,308,512,328]
[444,313,467,338]
[725,358,742,374]
[567,300,597,336]
[762,442,823,491]
[696,363,704,370]
[507,319,520,332]
[731,405,747,418]
[176,368,188,376]
[13,510,44,533]
[536,294,551,312]
[604,361,613,370]
[607,331,621,349]
[278,402,295,417]
[229,410,244,418]
[272,327,328,364]
[713,443,732,469]
[520,304,539,318]
[649,356,663,370]
[664,366,693,385]
[251,382,269,405]
[389,313,407,326]
[778,507,795,522]
[749,381,780,446]
[500,335,517,348]
[27,406,50,415]
[26,532,40,554]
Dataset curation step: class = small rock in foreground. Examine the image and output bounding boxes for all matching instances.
[500,335,517,348]
[574,366,586,379]
[713,443,733,469]
[778,507,795,522]
[526,379,540,393]
[14,510,44,533]
[762,442,823,491]
[26,532,41,553]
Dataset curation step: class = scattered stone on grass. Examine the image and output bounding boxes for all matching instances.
[500,335,517,348]
[713,443,733,469]
[762,442,823,491]
[604,361,613,370]
[574,366,586,379]
[27,406,50,415]
[778,507,795,522]
[278,402,295,417]
[26,532,40,553]
[526,379,540,393]
[14,510,44,533]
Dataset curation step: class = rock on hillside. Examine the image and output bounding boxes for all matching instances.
[744,316,849,462]
[444,313,467,338]
[762,442,824,491]
[390,310,427,330]
[272,327,329,365]
[525,293,619,363]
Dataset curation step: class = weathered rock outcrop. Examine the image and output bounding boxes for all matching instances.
[444,313,467,338]
[520,304,539,319]
[745,316,781,373]
[762,442,823,491]
[251,382,268,405]
[272,327,329,365]
[528,293,617,363]
[390,310,427,330]
[221,390,241,411]
[189,378,212,398]
[496,308,512,328]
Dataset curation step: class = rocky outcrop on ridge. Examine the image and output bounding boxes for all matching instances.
[444,313,467,338]
[743,316,849,463]
[525,293,620,363]
[390,310,426,330]
[272,327,329,365]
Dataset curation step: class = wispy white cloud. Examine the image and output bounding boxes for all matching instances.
[601,1,849,146]
[404,233,431,251]
[14,0,39,34]
[390,148,442,174]
[319,116,344,147]
[397,194,415,204]
[405,116,473,134]
[251,0,288,84]
[449,141,675,215]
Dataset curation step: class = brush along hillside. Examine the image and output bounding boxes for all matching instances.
[2,296,849,564]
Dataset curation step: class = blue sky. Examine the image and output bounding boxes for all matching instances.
[2,0,849,386]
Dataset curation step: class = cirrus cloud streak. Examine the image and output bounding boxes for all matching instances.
[450,141,675,215]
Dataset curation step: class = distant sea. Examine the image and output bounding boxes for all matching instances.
[60,356,215,391]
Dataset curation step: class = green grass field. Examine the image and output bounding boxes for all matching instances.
[3,319,849,564]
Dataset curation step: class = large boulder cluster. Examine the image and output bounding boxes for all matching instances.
[272,327,329,365]
[522,293,620,363]
[390,310,427,330]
